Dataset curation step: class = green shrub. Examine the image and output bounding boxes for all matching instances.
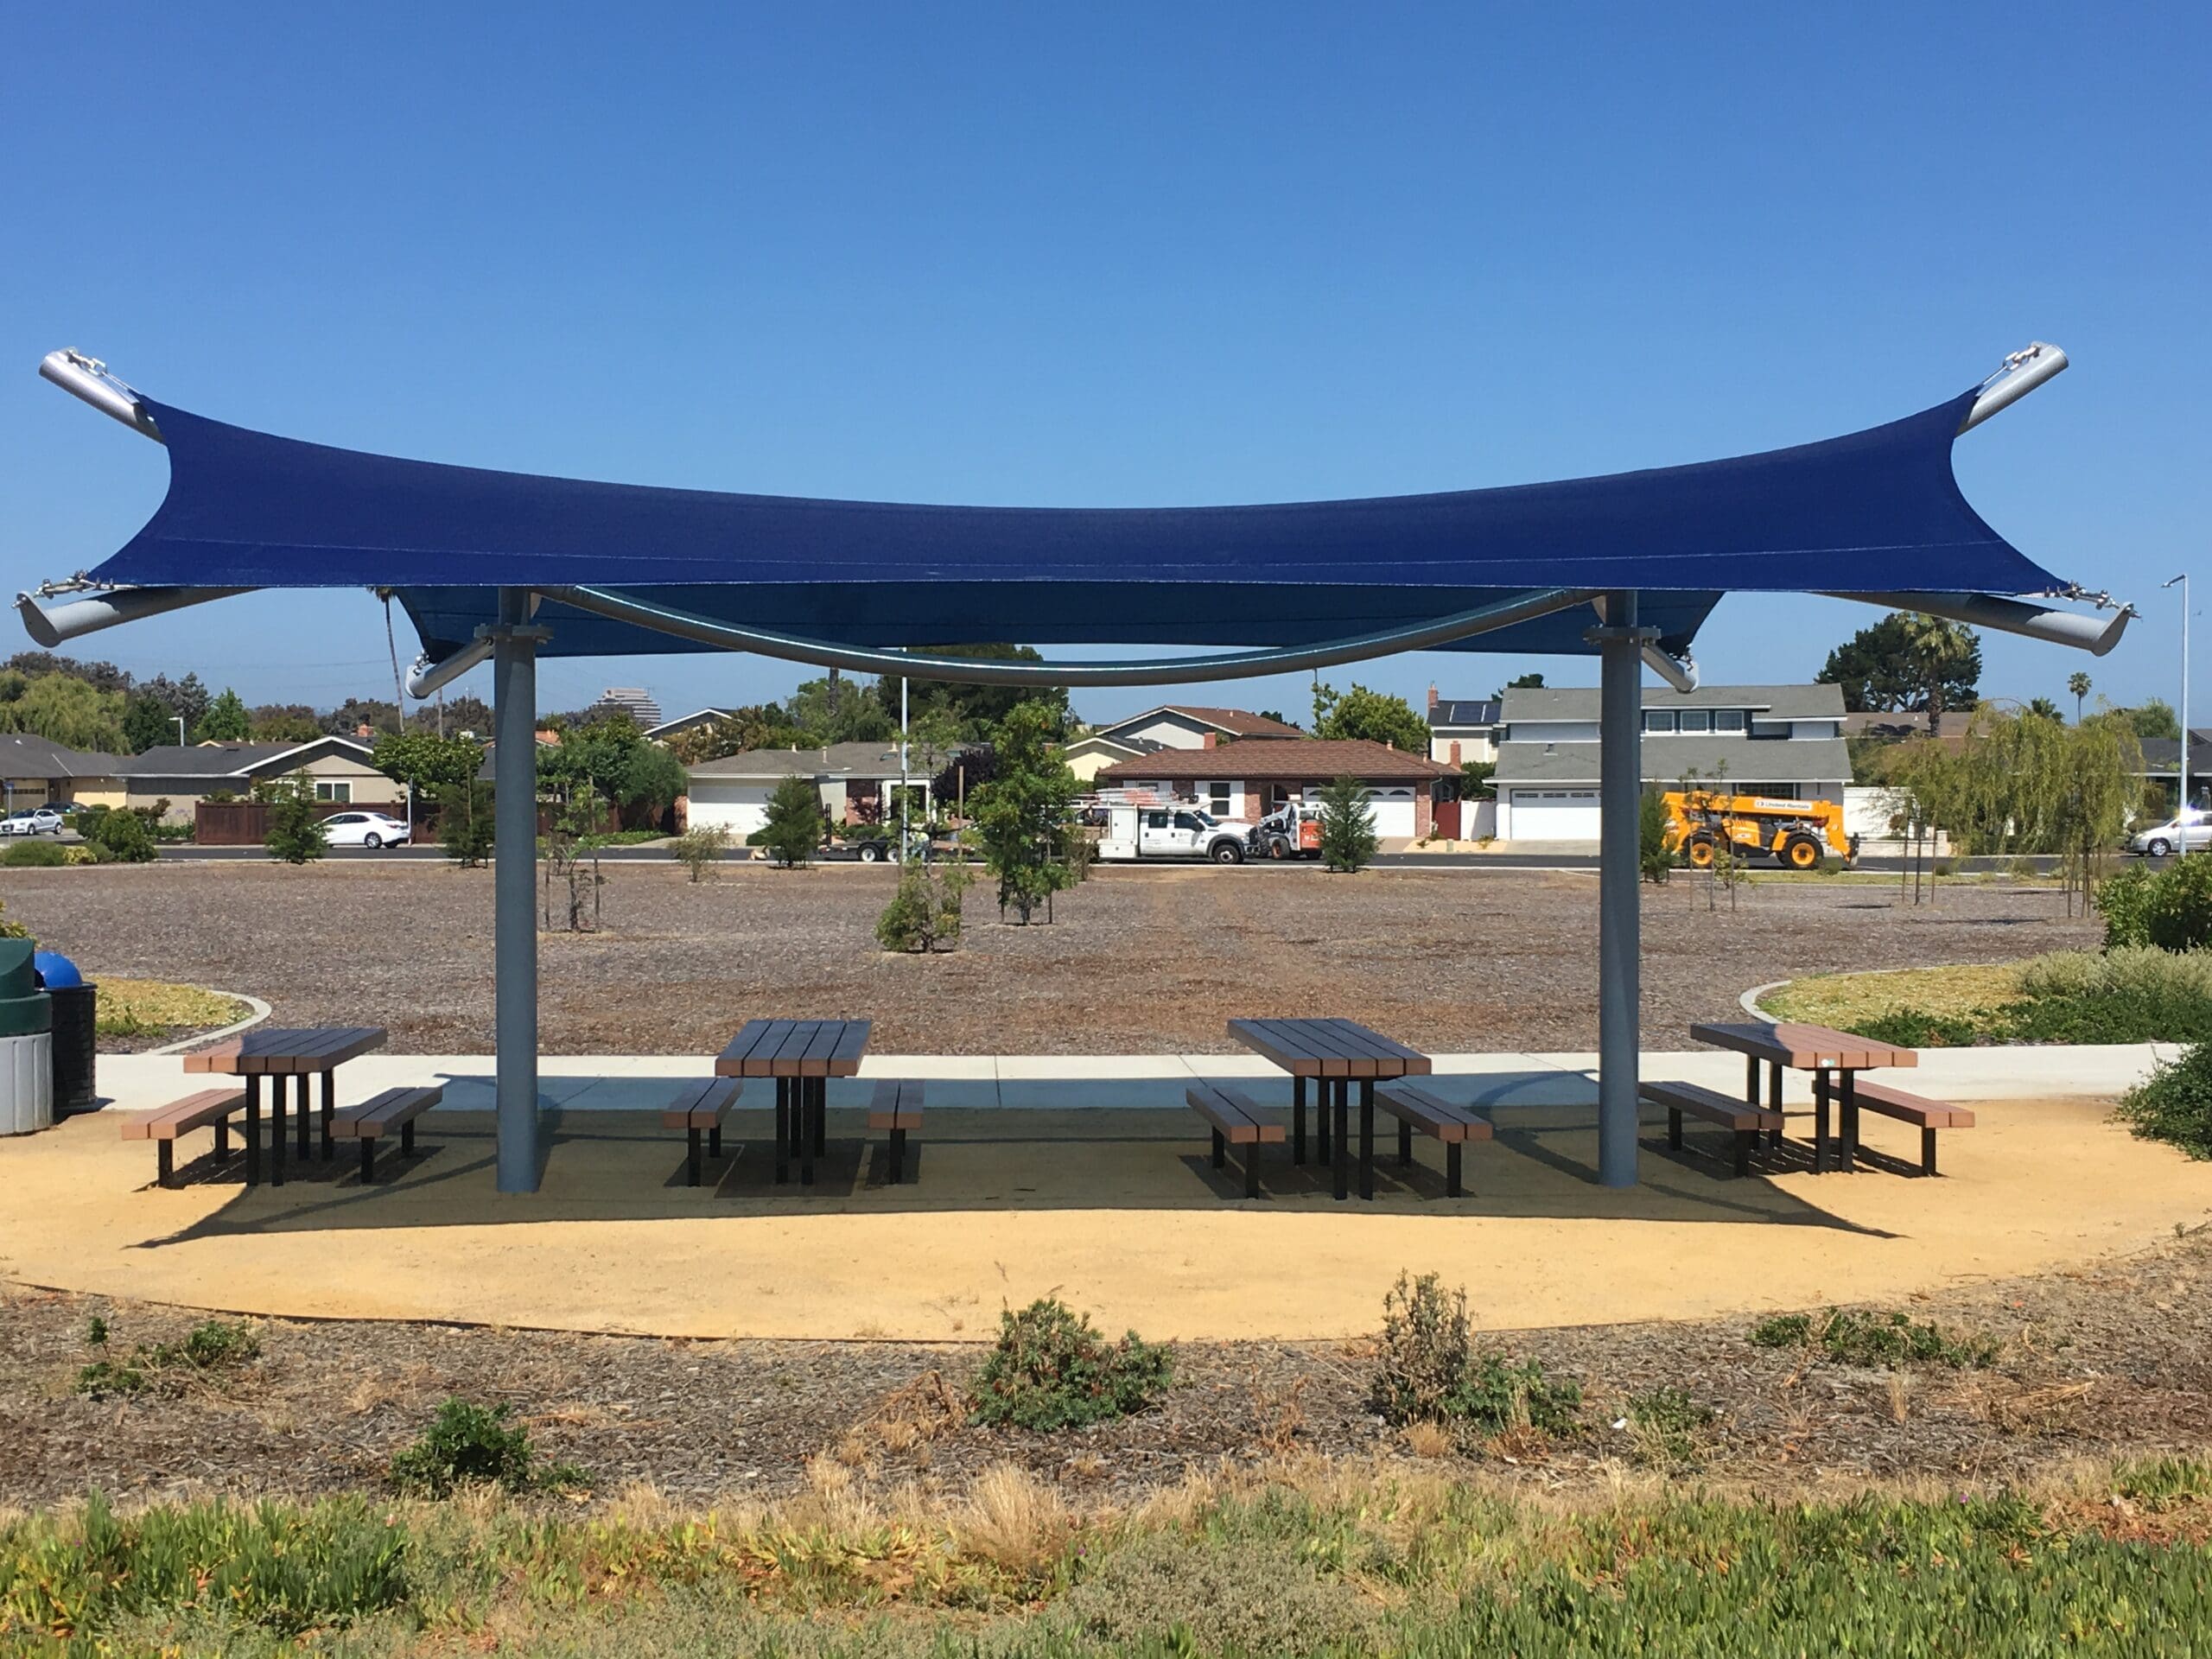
[1847,1007,1985,1047]
[1749,1307,1997,1370]
[670,823,730,881]
[1625,1385,1718,1467]
[262,773,327,864]
[2100,855,2212,951]
[0,839,67,868]
[1057,1531,1372,1654]
[389,1398,580,1496]
[755,773,824,868]
[1637,788,1674,884]
[970,1299,1174,1430]
[875,861,969,952]
[1370,1273,1579,1437]
[74,1319,261,1398]
[2116,1454,2211,1509]
[89,806,157,863]
[1317,774,1379,873]
[437,779,494,867]
[2113,1042,2212,1160]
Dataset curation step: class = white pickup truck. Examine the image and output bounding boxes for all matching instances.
[1095,804,1249,863]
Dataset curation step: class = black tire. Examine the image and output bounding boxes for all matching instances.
[858,843,884,862]
[1211,840,1243,864]
[363,832,383,849]
[1267,837,1289,860]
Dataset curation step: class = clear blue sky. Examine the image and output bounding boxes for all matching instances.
[3,3,2205,727]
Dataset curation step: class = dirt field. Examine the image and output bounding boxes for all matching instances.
[3,861,2097,1053]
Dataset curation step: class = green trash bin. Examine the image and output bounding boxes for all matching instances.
[0,940,53,1135]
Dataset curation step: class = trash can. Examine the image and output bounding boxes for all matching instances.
[0,939,53,1135]
[48,982,97,1117]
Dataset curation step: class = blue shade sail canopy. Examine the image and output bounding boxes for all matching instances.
[81,387,2067,663]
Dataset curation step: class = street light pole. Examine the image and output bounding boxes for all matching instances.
[2166,574,2190,842]
[174,715,185,747]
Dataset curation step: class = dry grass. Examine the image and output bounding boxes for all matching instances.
[1758,961,2028,1026]
[92,978,248,1039]
[957,1463,1072,1576]
[1404,1421,1455,1459]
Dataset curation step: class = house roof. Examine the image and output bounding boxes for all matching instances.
[645,707,733,740]
[1503,683,1848,721]
[1497,734,1852,786]
[2138,734,2212,774]
[1430,698,1501,728]
[115,735,378,779]
[688,740,963,781]
[0,733,125,779]
[1097,705,1305,741]
[1060,733,1164,759]
[1097,739,1454,785]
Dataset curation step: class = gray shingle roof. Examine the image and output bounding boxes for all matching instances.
[1497,735,1852,786]
[111,736,377,779]
[1502,683,1847,721]
[0,734,125,779]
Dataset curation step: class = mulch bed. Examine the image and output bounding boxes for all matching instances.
[3,861,2098,1055]
[5,1226,2205,1510]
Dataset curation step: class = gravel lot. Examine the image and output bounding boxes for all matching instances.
[4,1225,2203,1509]
[3,861,2098,1053]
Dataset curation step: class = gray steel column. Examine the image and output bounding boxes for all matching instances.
[493,588,542,1192]
[1596,590,1645,1187]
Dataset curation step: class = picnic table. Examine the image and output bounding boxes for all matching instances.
[715,1019,870,1186]
[1227,1018,1431,1200]
[182,1026,388,1187]
[1688,1021,1917,1173]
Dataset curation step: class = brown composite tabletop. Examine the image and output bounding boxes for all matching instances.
[1228,1017,1432,1079]
[184,1025,388,1074]
[1689,1021,1917,1071]
[715,1019,871,1078]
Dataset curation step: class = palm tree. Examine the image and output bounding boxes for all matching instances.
[2069,671,2091,722]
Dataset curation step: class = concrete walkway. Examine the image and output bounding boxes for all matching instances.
[90,1041,2166,1116]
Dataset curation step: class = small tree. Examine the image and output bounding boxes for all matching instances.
[262,772,327,864]
[1637,788,1674,884]
[91,807,158,863]
[671,823,730,881]
[875,861,971,952]
[542,785,606,931]
[437,780,494,868]
[758,774,824,868]
[967,701,1080,923]
[1318,774,1378,872]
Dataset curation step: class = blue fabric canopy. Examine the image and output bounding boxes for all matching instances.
[85,387,2065,661]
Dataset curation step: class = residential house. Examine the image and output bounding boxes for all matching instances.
[0,734,128,811]
[2138,733,2212,813]
[645,708,733,744]
[686,741,964,839]
[1493,684,1852,842]
[116,737,402,823]
[1096,738,1458,840]
[1425,689,1503,766]
[1064,704,1303,783]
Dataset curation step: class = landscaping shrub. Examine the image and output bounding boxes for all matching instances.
[1624,1384,1718,1467]
[0,839,67,868]
[75,1319,263,1398]
[436,779,494,867]
[2100,855,2212,951]
[2113,1042,2212,1160]
[875,861,969,952]
[1637,786,1674,883]
[755,773,825,868]
[670,823,730,880]
[88,806,156,863]
[262,773,327,864]
[1847,1007,1984,1047]
[1749,1307,1998,1370]
[970,1298,1174,1430]
[1370,1273,1579,1437]
[1318,773,1379,873]
[389,1398,581,1496]
[1058,1530,1372,1655]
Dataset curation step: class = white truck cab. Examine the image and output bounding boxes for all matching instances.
[1096,803,1247,863]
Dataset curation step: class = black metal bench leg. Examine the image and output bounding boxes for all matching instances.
[1668,1107,1683,1150]
[1211,1127,1226,1169]
[688,1126,702,1185]
[709,1122,722,1158]
[800,1080,816,1186]
[401,1119,415,1157]
[1768,1061,1784,1147]
[774,1080,790,1185]
[889,1127,906,1185]
[1293,1076,1306,1165]
[270,1080,286,1188]
[295,1074,311,1160]
[1316,1079,1330,1164]
[1244,1140,1260,1198]
[1922,1126,1937,1176]
[813,1079,826,1157]
[1358,1080,1375,1200]
[1332,1082,1349,1202]
[1812,1071,1829,1173]
[1840,1071,1859,1172]
[1446,1141,1463,1198]
[1397,1119,1414,1166]
[245,1076,261,1185]
[1745,1053,1759,1110]
[157,1141,174,1186]
[361,1136,376,1183]
[320,1071,336,1160]
[1734,1128,1753,1177]
[215,1117,230,1160]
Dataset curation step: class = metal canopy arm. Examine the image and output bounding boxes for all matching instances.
[1818,589,2132,655]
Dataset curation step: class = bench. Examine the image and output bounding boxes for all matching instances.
[868,1079,925,1184]
[330,1085,444,1182]
[1641,1080,1785,1177]
[1373,1083,1493,1197]
[121,1089,247,1186]
[1846,1079,1974,1175]
[1185,1082,1286,1198]
[664,1078,742,1185]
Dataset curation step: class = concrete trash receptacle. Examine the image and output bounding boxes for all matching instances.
[0,939,54,1135]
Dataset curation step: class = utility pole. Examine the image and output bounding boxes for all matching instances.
[2166,573,2191,843]
[899,667,910,863]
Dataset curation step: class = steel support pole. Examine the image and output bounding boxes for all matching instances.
[493,589,543,1192]
[1595,591,1645,1188]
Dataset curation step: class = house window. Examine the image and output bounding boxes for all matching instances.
[314,781,352,803]
[1713,709,1745,733]
[1678,710,1712,734]
[1749,719,1791,740]
[1643,711,1675,733]
[1200,780,1232,817]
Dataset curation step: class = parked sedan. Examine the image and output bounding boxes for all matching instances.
[2128,810,2212,858]
[321,810,411,849]
[0,808,63,836]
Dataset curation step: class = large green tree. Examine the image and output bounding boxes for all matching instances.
[136,671,211,736]
[0,673,129,752]
[373,732,486,797]
[197,688,252,742]
[966,700,1080,923]
[1816,612,1982,733]
[538,715,687,826]
[868,646,1071,741]
[1311,681,1430,753]
[664,704,798,765]
[785,674,894,746]
[122,693,177,754]
[3,652,130,696]
[2124,699,2182,743]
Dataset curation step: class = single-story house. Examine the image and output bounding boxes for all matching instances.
[1426,690,1502,766]
[1065,704,1303,783]
[1095,738,1458,840]
[687,741,963,838]
[116,736,402,822]
[0,734,129,811]
[645,707,732,743]
[2137,733,2212,813]
[1493,683,1853,842]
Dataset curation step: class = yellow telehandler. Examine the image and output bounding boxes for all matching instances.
[1660,790,1857,871]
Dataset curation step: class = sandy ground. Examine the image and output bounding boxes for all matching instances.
[0,860,2100,1053]
[6,1094,2205,1342]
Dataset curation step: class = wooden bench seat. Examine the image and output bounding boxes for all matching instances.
[868,1079,925,1184]
[121,1089,247,1186]
[1185,1082,1285,1198]
[1373,1083,1493,1197]
[663,1078,742,1185]
[1641,1080,1785,1177]
[1847,1079,1974,1175]
[331,1084,443,1182]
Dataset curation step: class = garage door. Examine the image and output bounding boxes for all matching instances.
[687,781,775,837]
[1364,788,1417,840]
[1507,789,1600,841]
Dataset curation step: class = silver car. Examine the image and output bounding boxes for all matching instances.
[2129,811,2212,858]
[0,808,63,836]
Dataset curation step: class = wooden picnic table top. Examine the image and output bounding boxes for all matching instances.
[1689,1020,1918,1071]
[715,1018,872,1078]
[182,1025,388,1076]
[1227,1017,1432,1078]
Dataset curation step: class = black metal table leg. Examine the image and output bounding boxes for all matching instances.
[295,1072,311,1160]
[1840,1069,1859,1171]
[1812,1070,1829,1173]
[813,1076,827,1157]
[687,1125,703,1185]
[1211,1127,1226,1168]
[270,1077,286,1187]
[1767,1061,1784,1148]
[320,1070,336,1160]
[1446,1140,1464,1198]
[1245,1138,1261,1198]
[1358,1079,1375,1200]
[1293,1075,1306,1165]
[800,1077,816,1185]
[1317,1078,1331,1164]
[244,1075,262,1185]
[1332,1080,1349,1201]
[773,1078,790,1184]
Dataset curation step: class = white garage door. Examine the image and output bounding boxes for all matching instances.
[687,780,775,837]
[1364,788,1417,840]
[1508,789,1600,841]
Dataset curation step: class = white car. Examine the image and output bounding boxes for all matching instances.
[2128,811,2212,858]
[0,808,63,836]
[321,810,411,849]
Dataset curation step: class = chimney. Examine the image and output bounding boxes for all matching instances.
[1202,731,1217,749]
[1427,683,1438,711]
